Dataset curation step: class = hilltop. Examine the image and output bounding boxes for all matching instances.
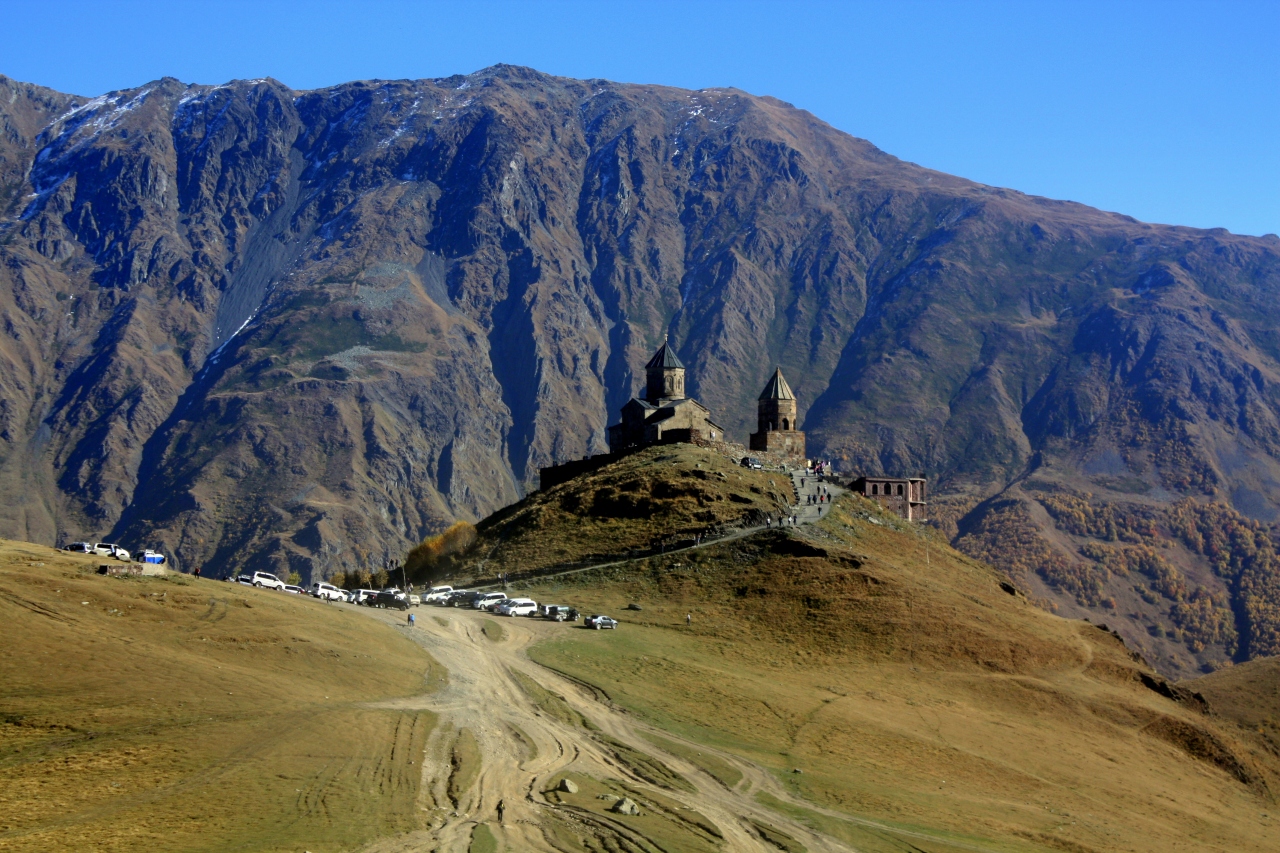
[464,444,793,579]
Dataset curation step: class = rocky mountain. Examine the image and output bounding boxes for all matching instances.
[2,66,1280,675]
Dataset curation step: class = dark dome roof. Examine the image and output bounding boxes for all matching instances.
[758,368,795,401]
[645,341,685,370]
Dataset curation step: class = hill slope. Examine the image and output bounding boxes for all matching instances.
[0,539,441,852]
[2,67,1280,665]
[4,448,1279,852]
[459,452,1278,852]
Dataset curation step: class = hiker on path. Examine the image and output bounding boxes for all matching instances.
[407,612,415,627]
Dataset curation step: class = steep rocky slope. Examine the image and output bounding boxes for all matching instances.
[2,67,1280,664]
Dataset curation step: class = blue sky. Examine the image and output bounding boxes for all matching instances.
[3,0,1277,236]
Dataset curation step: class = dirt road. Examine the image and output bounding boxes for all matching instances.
[353,604,860,853]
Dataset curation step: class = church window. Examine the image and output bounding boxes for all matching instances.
[782,418,789,430]
[896,484,903,496]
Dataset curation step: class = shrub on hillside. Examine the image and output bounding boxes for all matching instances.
[1167,499,1280,657]
[956,500,1079,596]
[1038,490,1159,543]
[405,522,478,583]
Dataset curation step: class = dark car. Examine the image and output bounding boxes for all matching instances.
[373,591,410,611]
[448,590,483,608]
[584,614,617,630]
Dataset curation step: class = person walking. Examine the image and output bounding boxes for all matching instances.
[193,566,201,579]
[686,613,692,626]
[407,612,416,627]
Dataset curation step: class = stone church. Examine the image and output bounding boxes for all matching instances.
[607,340,726,452]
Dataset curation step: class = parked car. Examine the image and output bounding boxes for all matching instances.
[93,543,131,561]
[311,582,345,601]
[542,605,579,622]
[283,585,304,595]
[373,590,410,610]
[249,571,286,590]
[63,542,95,555]
[352,588,379,605]
[237,574,254,585]
[408,594,421,607]
[496,598,538,617]
[740,456,763,470]
[473,592,507,611]
[585,615,618,630]
[139,549,167,565]
[424,585,454,603]
[448,590,480,608]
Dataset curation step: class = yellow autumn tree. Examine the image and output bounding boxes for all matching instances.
[404,521,478,583]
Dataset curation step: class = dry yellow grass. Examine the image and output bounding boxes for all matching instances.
[0,539,442,853]
[1185,656,1280,756]
[463,444,793,578]
[524,493,1280,852]
[6,441,1280,852]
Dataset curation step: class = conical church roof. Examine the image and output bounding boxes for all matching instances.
[645,340,685,370]
[758,368,795,401]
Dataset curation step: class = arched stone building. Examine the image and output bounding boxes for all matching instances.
[606,340,725,452]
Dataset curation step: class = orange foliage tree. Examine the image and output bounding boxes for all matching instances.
[404,522,478,584]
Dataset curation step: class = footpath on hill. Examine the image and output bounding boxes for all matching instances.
[471,467,845,591]
[352,598,1001,853]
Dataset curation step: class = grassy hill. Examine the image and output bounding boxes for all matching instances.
[502,448,1279,851]
[463,444,793,579]
[1184,656,1280,757]
[0,540,442,853]
[5,443,1279,852]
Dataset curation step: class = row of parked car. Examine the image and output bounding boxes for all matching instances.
[63,541,167,564]
[419,585,618,628]
[232,574,620,629]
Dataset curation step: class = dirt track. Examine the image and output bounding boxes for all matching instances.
[352,604,851,852]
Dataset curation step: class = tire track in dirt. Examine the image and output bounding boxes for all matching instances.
[353,605,842,852]
[354,602,1004,853]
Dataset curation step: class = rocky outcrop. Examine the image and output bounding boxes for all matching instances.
[2,66,1280,601]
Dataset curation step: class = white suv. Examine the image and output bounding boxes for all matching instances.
[250,571,286,590]
[94,543,131,561]
[424,585,453,603]
[496,598,538,617]
[310,582,344,601]
[473,592,507,610]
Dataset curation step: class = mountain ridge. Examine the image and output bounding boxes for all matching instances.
[3,65,1280,677]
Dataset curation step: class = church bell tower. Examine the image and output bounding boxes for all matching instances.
[644,337,686,404]
[749,368,805,460]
